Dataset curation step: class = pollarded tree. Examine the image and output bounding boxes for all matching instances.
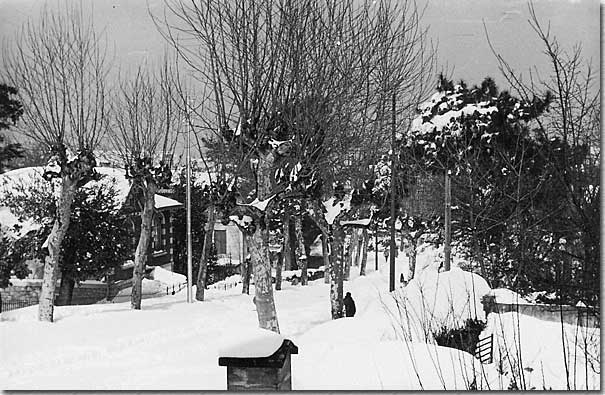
[160,0,312,332]
[160,0,435,323]
[2,4,110,321]
[111,64,182,310]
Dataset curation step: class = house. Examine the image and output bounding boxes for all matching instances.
[213,220,245,265]
[0,166,182,282]
[186,162,246,271]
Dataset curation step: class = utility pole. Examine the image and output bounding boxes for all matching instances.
[374,225,379,271]
[186,104,193,302]
[444,169,451,271]
[389,92,397,292]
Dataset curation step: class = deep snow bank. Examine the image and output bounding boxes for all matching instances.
[388,267,491,342]
[293,317,500,390]
[482,311,600,390]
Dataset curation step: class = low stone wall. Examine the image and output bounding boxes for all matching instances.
[0,280,42,302]
[1,279,135,306]
[483,296,599,328]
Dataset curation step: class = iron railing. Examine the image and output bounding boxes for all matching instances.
[1,298,38,313]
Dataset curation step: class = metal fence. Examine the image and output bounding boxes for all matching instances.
[209,281,239,291]
[1,298,38,313]
[166,282,187,295]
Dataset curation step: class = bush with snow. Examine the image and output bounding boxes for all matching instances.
[387,266,491,343]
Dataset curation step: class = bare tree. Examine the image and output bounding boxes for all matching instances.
[159,0,436,322]
[2,4,110,321]
[110,62,181,310]
[487,4,599,308]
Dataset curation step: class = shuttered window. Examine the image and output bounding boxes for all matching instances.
[214,230,227,255]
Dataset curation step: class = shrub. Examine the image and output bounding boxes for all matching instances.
[433,318,486,355]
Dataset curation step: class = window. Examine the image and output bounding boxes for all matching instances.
[125,218,136,250]
[214,230,227,255]
[153,213,164,251]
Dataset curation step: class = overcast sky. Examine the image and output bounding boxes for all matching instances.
[0,0,599,89]
[1,0,599,90]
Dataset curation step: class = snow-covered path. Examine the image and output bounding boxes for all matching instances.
[2,248,597,390]
[1,253,408,390]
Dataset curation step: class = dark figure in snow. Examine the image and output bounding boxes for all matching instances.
[343,292,356,317]
[400,273,405,284]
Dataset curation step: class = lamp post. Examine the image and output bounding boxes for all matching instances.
[186,104,193,303]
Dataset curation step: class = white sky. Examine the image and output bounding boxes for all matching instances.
[0,0,599,159]
[0,0,598,87]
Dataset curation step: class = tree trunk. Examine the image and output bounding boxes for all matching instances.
[38,176,77,322]
[330,223,345,319]
[56,270,76,306]
[248,225,280,332]
[275,251,283,291]
[295,216,308,285]
[250,151,280,332]
[288,217,297,269]
[131,182,156,310]
[344,235,352,280]
[408,238,417,281]
[322,230,330,284]
[359,228,369,276]
[352,229,360,266]
[242,259,251,294]
[196,203,215,301]
[282,215,292,271]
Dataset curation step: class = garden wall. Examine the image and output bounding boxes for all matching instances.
[1,279,134,306]
[485,300,599,328]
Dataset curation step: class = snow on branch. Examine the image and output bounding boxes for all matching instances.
[228,215,254,228]
[268,139,290,149]
[238,194,277,212]
[341,218,372,227]
[323,193,352,225]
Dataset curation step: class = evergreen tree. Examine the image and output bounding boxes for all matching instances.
[0,172,130,303]
[0,84,24,173]
[405,76,595,303]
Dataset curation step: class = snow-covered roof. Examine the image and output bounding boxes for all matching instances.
[218,328,284,358]
[0,166,182,210]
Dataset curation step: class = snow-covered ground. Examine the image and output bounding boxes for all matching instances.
[0,248,599,390]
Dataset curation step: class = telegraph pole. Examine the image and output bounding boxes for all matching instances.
[374,224,379,271]
[186,104,193,302]
[444,169,451,271]
[389,93,397,292]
